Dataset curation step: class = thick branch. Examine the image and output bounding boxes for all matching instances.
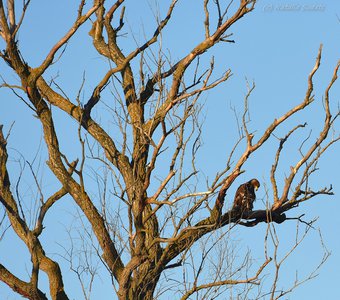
[0,125,29,240]
[36,77,133,183]
[0,264,48,300]
[0,126,69,300]
[24,85,125,282]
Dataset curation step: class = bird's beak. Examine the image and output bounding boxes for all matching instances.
[255,186,259,191]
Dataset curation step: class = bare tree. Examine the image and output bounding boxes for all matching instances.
[0,1,339,299]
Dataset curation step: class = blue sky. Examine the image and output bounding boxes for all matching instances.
[0,1,339,299]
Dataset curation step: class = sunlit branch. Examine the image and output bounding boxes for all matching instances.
[180,258,271,300]
[32,3,100,80]
[270,123,307,202]
[275,56,339,209]
[0,263,48,300]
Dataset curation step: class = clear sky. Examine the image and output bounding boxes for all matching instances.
[0,1,339,299]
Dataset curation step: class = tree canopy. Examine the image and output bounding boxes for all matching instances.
[0,1,339,299]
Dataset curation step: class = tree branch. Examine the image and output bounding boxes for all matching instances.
[0,263,48,300]
[31,3,99,80]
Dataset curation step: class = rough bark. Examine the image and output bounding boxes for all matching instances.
[0,1,338,299]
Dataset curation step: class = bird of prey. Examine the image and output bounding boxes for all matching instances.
[233,179,260,213]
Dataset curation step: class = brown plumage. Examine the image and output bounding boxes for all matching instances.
[233,179,260,212]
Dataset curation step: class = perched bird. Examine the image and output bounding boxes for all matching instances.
[233,179,260,213]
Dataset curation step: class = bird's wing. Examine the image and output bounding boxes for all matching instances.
[234,184,246,206]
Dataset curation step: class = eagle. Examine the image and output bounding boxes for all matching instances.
[233,179,260,213]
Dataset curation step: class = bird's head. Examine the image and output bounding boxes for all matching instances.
[250,178,260,191]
